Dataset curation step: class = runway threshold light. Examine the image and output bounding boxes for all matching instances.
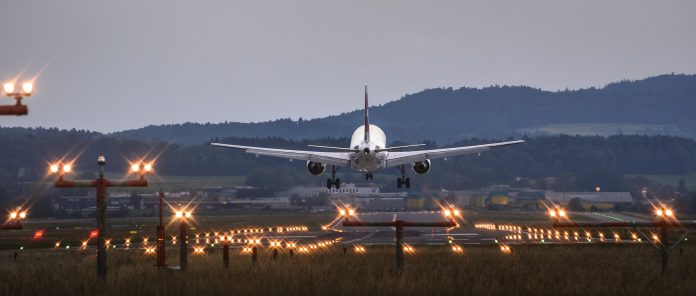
[500,245,512,254]
[8,208,27,221]
[442,204,462,219]
[655,206,675,219]
[338,206,357,217]
[548,207,566,219]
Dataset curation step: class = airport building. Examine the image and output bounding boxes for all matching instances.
[284,183,382,198]
[436,185,633,211]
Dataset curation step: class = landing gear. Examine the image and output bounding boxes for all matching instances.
[397,177,410,189]
[326,165,341,189]
[365,172,373,181]
[396,165,410,189]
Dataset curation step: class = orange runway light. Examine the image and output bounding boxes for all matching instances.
[354,245,366,253]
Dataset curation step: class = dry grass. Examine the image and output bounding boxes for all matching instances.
[1,244,694,296]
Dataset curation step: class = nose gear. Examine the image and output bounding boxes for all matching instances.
[326,165,341,189]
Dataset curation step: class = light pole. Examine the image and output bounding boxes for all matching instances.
[655,205,675,273]
[0,81,32,116]
[157,190,166,268]
[51,155,151,280]
[175,208,192,272]
[221,233,232,268]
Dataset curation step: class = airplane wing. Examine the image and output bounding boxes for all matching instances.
[211,143,352,166]
[384,140,525,168]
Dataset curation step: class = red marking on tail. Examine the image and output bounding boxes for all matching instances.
[364,85,369,141]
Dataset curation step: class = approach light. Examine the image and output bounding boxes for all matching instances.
[665,209,673,217]
[130,161,154,175]
[3,82,15,94]
[21,82,33,95]
[655,207,675,219]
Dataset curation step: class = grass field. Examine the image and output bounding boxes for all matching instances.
[1,244,694,296]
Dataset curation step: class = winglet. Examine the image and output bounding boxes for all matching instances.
[364,84,369,142]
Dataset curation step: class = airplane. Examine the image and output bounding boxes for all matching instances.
[212,86,524,189]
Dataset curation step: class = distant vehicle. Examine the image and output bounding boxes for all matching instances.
[212,86,524,189]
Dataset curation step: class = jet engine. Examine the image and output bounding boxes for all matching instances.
[306,161,327,175]
[411,160,431,174]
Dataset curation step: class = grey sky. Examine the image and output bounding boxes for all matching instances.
[1,0,694,132]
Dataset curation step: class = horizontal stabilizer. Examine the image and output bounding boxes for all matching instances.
[374,143,426,152]
[307,145,360,152]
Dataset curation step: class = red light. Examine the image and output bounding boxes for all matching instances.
[33,229,44,239]
[89,230,99,238]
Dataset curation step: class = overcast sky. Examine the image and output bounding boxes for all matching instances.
[1,0,694,132]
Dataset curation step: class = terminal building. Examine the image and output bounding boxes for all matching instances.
[284,183,383,198]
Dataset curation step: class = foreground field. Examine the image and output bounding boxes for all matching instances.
[1,244,694,296]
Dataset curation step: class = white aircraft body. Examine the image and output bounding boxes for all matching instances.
[212,86,524,189]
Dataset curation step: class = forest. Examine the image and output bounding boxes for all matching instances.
[1,128,695,201]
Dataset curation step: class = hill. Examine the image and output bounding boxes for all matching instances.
[109,74,696,145]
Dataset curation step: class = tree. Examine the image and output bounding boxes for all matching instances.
[567,198,584,212]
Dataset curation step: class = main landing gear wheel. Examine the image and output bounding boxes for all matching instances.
[326,178,341,189]
[397,177,410,189]
[396,165,410,189]
[326,165,341,189]
[365,172,373,181]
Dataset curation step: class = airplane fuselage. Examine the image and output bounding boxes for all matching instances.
[349,124,388,172]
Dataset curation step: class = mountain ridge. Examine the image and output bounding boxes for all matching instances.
[3,74,695,145]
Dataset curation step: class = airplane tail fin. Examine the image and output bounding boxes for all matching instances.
[364,84,369,142]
